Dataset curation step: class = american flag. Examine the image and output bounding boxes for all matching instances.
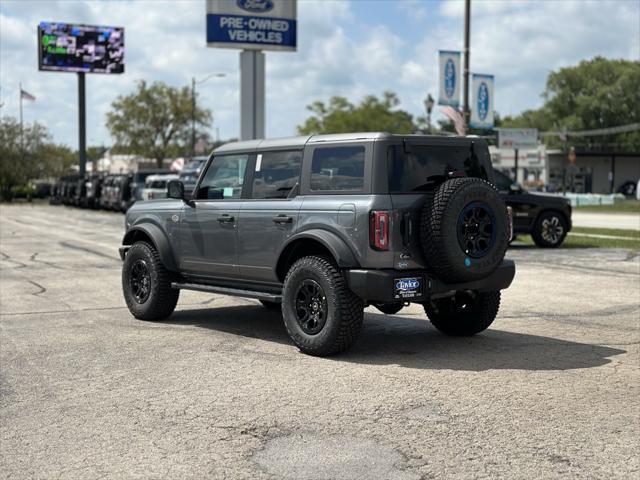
[20,89,36,102]
[440,106,465,136]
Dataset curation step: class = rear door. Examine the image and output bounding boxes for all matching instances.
[180,153,250,278]
[237,150,303,282]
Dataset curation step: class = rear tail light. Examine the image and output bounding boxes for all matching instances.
[370,211,390,251]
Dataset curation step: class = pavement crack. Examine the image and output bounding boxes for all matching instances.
[29,252,65,269]
[27,280,47,296]
[0,251,27,269]
[58,241,120,261]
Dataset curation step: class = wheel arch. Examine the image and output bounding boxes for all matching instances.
[275,230,359,282]
[122,224,178,272]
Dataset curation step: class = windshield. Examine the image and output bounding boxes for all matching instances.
[387,144,491,193]
[183,160,206,171]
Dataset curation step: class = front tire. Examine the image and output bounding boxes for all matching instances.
[282,256,364,356]
[424,290,500,336]
[122,241,179,320]
[532,212,567,248]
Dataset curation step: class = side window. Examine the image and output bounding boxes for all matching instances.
[252,150,302,199]
[310,146,365,191]
[196,154,248,200]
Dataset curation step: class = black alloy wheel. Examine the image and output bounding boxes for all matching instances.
[457,201,495,258]
[130,259,151,303]
[294,279,328,335]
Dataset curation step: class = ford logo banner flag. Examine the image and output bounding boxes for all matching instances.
[206,0,297,52]
[470,73,494,129]
[438,50,461,107]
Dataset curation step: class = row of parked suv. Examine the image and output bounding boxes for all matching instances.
[49,162,209,212]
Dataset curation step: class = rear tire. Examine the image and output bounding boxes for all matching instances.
[282,256,364,356]
[122,241,179,320]
[424,290,500,336]
[532,212,567,248]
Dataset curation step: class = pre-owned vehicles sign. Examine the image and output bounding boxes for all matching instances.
[206,0,297,51]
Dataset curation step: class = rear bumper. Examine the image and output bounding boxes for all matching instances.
[345,260,516,303]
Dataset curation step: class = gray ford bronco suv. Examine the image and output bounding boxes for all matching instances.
[120,133,515,356]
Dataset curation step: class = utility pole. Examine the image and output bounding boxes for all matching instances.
[191,73,225,158]
[463,0,471,131]
[78,73,86,179]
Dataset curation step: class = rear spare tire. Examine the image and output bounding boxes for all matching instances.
[420,177,509,283]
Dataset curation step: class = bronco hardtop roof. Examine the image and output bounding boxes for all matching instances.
[213,132,481,155]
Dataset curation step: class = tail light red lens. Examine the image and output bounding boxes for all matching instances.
[370,211,390,250]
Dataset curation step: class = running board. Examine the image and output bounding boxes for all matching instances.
[171,282,282,303]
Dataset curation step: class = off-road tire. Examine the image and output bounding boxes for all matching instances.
[260,300,282,311]
[420,177,509,283]
[424,290,500,336]
[374,303,404,315]
[282,256,364,356]
[531,211,568,248]
[122,241,179,320]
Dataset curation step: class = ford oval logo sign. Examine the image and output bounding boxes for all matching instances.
[477,81,489,121]
[237,0,274,12]
[395,279,420,291]
[444,58,456,98]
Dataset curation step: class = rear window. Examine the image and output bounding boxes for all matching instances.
[310,146,364,191]
[388,144,490,193]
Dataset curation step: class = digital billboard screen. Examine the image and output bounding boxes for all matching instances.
[38,21,124,74]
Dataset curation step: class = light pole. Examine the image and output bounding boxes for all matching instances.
[424,93,434,134]
[191,72,226,158]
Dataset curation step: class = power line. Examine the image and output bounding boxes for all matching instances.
[539,123,640,138]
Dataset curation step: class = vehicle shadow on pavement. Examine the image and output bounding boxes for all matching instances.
[166,306,625,372]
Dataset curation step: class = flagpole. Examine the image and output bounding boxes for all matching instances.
[19,81,24,151]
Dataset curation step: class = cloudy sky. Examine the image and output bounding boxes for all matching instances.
[1,0,638,149]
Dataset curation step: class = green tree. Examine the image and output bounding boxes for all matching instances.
[502,57,640,150]
[0,117,75,201]
[297,91,416,135]
[106,80,212,168]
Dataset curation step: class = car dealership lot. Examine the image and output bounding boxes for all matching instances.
[1,204,638,479]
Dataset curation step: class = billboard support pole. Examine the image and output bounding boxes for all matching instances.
[240,50,265,141]
[78,72,86,178]
[463,0,471,131]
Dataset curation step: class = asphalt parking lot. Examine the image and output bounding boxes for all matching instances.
[1,204,638,479]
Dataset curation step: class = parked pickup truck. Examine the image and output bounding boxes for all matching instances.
[120,133,515,356]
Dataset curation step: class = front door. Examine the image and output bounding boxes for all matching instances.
[180,153,250,278]
[238,150,303,282]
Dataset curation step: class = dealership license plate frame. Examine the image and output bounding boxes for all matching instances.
[393,276,423,300]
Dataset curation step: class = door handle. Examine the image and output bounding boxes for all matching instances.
[217,215,234,223]
[272,215,293,224]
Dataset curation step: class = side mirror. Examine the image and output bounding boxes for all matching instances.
[167,180,185,200]
[509,183,523,194]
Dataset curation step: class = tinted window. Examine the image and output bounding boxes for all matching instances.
[310,146,365,191]
[388,144,490,192]
[252,150,301,199]
[196,154,248,200]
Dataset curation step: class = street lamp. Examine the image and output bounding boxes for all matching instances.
[424,93,435,134]
[191,72,226,158]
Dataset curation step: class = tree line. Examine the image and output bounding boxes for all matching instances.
[1,56,637,201]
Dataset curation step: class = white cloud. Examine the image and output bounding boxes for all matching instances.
[0,0,638,149]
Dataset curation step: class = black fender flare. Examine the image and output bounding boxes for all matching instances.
[276,229,359,276]
[122,223,178,272]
